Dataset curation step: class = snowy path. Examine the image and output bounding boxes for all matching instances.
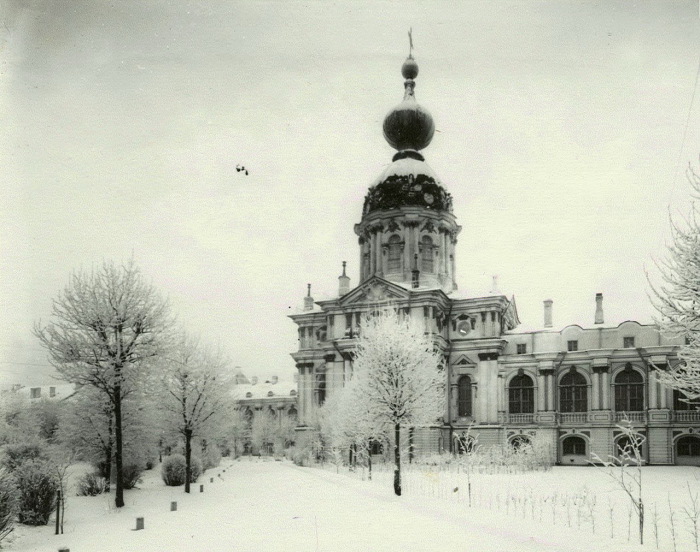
[11,459,648,552]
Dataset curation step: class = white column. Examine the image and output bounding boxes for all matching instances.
[442,232,448,275]
[403,227,411,276]
[497,375,505,413]
[591,371,600,410]
[547,373,555,411]
[649,371,657,409]
[660,382,668,408]
[537,374,545,412]
[602,371,610,410]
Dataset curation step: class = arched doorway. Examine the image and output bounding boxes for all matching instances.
[676,435,700,466]
[561,435,587,465]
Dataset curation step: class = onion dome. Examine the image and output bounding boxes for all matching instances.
[382,56,435,152]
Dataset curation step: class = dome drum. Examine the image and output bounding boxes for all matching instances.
[363,174,453,215]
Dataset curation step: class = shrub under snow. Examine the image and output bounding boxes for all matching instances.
[0,468,17,543]
[161,455,202,486]
[0,443,48,472]
[76,472,107,497]
[121,463,143,490]
[14,460,58,526]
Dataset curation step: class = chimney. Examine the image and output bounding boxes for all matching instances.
[271,375,278,385]
[490,275,500,294]
[543,299,553,328]
[303,283,314,311]
[594,293,604,324]
[338,261,350,296]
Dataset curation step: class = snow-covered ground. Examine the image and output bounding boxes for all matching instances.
[6,458,700,551]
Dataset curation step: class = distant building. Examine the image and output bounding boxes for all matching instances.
[9,383,76,402]
[289,53,690,466]
[231,369,298,455]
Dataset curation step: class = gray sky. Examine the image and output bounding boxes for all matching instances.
[1,1,699,385]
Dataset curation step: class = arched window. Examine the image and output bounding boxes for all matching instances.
[677,436,700,457]
[562,436,586,455]
[369,440,384,455]
[457,375,472,417]
[616,435,631,456]
[268,406,276,418]
[455,435,476,454]
[288,406,298,420]
[614,365,644,412]
[673,389,697,411]
[511,435,531,451]
[387,235,403,273]
[559,370,587,412]
[420,235,434,273]
[314,372,326,406]
[509,374,534,414]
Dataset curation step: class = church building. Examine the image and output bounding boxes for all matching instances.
[290,53,695,466]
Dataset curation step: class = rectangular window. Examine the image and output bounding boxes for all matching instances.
[345,314,353,337]
[315,373,326,406]
[49,387,56,398]
[516,344,527,354]
[30,388,41,399]
[567,340,578,352]
[623,337,635,348]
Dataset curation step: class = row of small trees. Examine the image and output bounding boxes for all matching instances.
[26,259,237,508]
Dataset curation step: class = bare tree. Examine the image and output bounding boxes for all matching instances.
[34,259,171,507]
[650,158,700,397]
[160,334,233,492]
[591,419,645,545]
[349,309,444,496]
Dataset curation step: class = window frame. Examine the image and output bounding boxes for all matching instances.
[457,375,472,417]
[559,370,587,413]
[614,365,644,412]
[508,374,534,414]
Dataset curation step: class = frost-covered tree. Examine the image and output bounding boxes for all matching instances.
[160,335,233,492]
[34,259,171,507]
[650,159,700,399]
[349,309,444,495]
[58,386,159,488]
[322,381,386,477]
[250,410,278,455]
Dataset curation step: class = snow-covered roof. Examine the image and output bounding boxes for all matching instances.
[372,157,442,187]
[12,383,76,401]
[232,379,297,401]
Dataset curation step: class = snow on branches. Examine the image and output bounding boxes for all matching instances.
[650,159,700,399]
[336,308,445,495]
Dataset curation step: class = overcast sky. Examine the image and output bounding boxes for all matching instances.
[1,1,699,385]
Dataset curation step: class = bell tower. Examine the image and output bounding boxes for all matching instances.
[354,52,461,292]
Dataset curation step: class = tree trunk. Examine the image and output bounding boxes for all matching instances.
[104,414,113,492]
[114,384,124,508]
[368,448,372,481]
[393,423,401,496]
[185,429,192,494]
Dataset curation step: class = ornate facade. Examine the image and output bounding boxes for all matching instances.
[289,54,695,465]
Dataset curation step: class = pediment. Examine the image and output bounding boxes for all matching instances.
[339,277,410,307]
[452,354,477,366]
